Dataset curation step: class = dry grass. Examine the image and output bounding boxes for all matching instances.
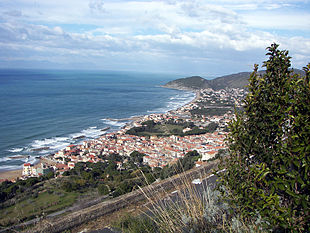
[132,165,269,233]
[138,166,213,232]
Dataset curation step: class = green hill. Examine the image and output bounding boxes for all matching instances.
[162,76,211,91]
[163,69,305,91]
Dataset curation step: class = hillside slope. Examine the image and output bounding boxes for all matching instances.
[162,76,211,91]
[163,69,305,91]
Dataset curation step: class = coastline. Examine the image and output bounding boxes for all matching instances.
[0,169,22,181]
[0,89,198,182]
[0,157,59,181]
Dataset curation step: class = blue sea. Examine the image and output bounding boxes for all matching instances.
[0,69,195,172]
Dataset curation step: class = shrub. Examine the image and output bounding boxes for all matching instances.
[216,44,310,231]
[97,184,110,195]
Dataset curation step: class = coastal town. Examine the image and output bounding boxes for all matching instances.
[12,87,246,181]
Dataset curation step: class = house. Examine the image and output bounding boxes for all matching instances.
[22,163,33,176]
[55,163,70,175]
[68,162,75,169]
[195,160,204,167]
[183,127,192,133]
[201,151,217,161]
[65,144,76,151]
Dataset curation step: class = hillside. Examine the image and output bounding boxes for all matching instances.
[162,76,211,91]
[163,69,305,91]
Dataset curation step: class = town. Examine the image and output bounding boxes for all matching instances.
[21,87,246,179]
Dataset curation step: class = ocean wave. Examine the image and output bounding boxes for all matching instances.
[147,107,170,113]
[30,137,70,149]
[148,92,195,114]
[101,119,126,127]
[0,155,37,169]
[7,147,24,153]
[0,157,11,162]
[26,156,37,164]
[0,165,22,172]
[69,132,85,139]
[81,126,103,138]
[25,126,104,156]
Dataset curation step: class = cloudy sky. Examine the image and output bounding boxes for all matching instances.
[0,0,309,76]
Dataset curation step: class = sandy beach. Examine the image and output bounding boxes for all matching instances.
[0,157,58,181]
[0,169,22,181]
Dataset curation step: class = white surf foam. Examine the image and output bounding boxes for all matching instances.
[26,156,37,164]
[0,157,11,162]
[69,132,85,139]
[7,147,24,153]
[31,137,70,149]
[81,126,103,138]
[148,92,195,114]
[101,119,126,127]
[26,126,105,157]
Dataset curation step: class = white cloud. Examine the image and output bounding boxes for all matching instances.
[0,0,309,74]
[242,11,310,30]
[89,0,105,13]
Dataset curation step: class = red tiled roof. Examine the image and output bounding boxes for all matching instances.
[56,163,67,169]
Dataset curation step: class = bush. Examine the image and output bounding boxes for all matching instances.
[216,44,310,231]
[97,184,110,195]
[114,214,158,233]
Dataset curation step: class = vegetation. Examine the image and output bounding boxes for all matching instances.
[126,120,218,136]
[0,191,77,226]
[0,150,200,227]
[112,44,309,233]
[61,153,154,197]
[159,150,200,180]
[114,214,158,233]
[164,76,210,90]
[164,67,305,91]
[217,44,310,231]
[190,107,231,117]
[114,167,264,233]
[0,172,53,203]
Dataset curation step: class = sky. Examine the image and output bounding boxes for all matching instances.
[0,0,309,77]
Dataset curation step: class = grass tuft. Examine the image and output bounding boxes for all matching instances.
[114,165,270,233]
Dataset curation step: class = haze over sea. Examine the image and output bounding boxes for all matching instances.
[0,69,195,172]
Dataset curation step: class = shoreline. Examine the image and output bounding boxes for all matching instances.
[0,157,59,181]
[0,89,198,182]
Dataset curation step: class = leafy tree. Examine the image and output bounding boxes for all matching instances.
[160,150,200,179]
[62,181,73,192]
[144,173,156,184]
[205,122,218,132]
[216,44,310,231]
[130,151,145,164]
[109,153,122,162]
[44,171,54,180]
[142,120,156,130]
[98,184,110,195]
[25,177,39,188]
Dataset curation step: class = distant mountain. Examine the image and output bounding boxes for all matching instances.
[163,69,305,91]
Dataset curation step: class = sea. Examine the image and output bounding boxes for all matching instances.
[0,69,195,172]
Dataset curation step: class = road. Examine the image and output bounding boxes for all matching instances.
[89,173,218,233]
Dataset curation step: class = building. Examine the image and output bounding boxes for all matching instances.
[22,163,33,176]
